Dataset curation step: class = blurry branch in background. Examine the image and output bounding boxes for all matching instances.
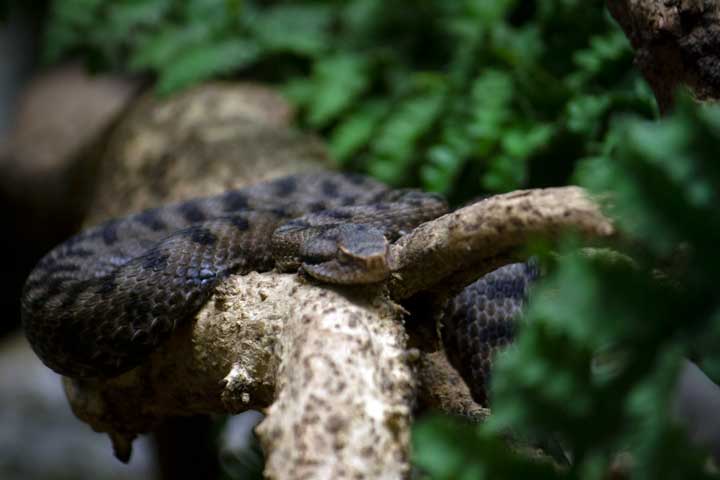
[607,0,720,112]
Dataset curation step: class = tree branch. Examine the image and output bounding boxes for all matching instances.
[388,187,614,300]
[607,0,720,112]
[256,281,413,479]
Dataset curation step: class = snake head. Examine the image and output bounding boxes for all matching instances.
[300,224,391,284]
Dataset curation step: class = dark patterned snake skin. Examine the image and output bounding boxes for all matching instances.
[441,262,538,404]
[21,171,535,404]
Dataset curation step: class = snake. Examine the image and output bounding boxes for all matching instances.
[21,171,535,404]
[441,262,538,404]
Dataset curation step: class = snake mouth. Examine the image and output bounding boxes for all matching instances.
[302,259,390,284]
[301,244,391,285]
[337,242,387,265]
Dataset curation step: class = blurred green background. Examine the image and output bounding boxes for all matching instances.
[40,0,657,201]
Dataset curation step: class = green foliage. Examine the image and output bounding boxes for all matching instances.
[413,416,559,479]
[414,97,720,478]
[44,0,656,198]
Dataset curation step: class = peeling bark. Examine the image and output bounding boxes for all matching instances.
[607,0,720,111]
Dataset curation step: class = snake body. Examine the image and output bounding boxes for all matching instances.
[441,262,538,404]
[22,171,532,404]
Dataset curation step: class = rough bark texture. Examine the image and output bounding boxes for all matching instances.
[607,0,720,111]
[388,187,614,301]
[256,283,414,479]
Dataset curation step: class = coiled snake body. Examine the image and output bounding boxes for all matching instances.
[21,172,534,403]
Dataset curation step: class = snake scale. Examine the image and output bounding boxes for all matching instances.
[21,171,535,404]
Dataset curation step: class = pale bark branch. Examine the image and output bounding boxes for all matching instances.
[388,187,614,300]
[256,281,413,479]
